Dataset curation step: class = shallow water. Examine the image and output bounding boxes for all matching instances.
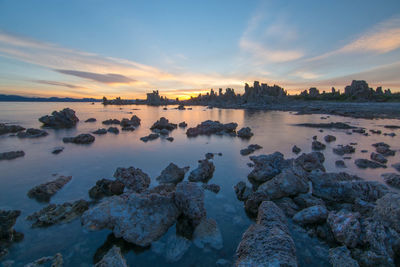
[0,102,399,266]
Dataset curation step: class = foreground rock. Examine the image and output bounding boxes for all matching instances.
[0,151,25,161]
[327,210,361,248]
[0,123,25,135]
[151,117,177,132]
[382,173,400,188]
[188,159,215,182]
[113,166,150,193]
[236,201,297,266]
[240,144,262,156]
[24,253,63,267]
[27,200,89,227]
[89,179,125,199]
[292,145,301,154]
[93,128,107,135]
[372,142,395,156]
[312,140,326,150]
[329,246,359,267]
[234,181,252,201]
[355,158,386,169]
[95,246,127,267]
[237,127,253,138]
[202,183,220,193]
[27,175,72,202]
[17,128,48,138]
[63,134,95,144]
[186,120,238,137]
[39,108,79,128]
[156,163,189,184]
[293,205,328,225]
[120,115,141,127]
[370,152,387,164]
[0,210,23,258]
[247,152,289,185]
[175,182,206,227]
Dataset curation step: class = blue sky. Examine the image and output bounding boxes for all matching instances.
[0,0,399,98]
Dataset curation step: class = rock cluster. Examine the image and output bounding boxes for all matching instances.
[240,144,262,156]
[16,128,48,138]
[27,175,72,202]
[95,246,127,267]
[89,179,125,199]
[186,120,238,137]
[0,123,25,135]
[151,117,177,132]
[237,127,254,138]
[39,108,79,128]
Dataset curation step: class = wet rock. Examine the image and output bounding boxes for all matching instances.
[193,218,223,250]
[102,119,120,125]
[329,246,359,267]
[240,144,262,156]
[335,160,346,168]
[352,128,365,134]
[174,182,206,227]
[327,210,361,248]
[293,205,328,225]
[107,127,119,134]
[0,151,25,160]
[121,126,135,131]
[89,179,125,199]
[158,129,169,135]
[85,118,96,122]
[324,135,336,142]
[81,190,179,246]
[17,128,48,138]
[95,246,127,267]
[383,132,396,137]
[293,193,325,209]
[178,122,187,128]
[384,125,400,129]
[244,191,269,216]
[247,152,289,185]
[156,163,189,185]
[120,115,140,127]
[237,127,253,138]
[151,117,177,131]
[27,175,72,202]
[370,152,387,164]
[312,135,317,140]
[27,200,89,227]
[166,137,174,142]
[333,145,355,156]
[374,144,395,156]
[236,201,297,267]
[312,140,326,150]
[374,193,400,232]
[355,158,386,169]
[201,183,220,194]
[0,123,25,135]
[113,166,150,193]
[165,235,191,262]
[292,145,301,154]
[234,181,252,201]
[24,253,63,267]
[294,152,325,173]
[51,147,64,154]
[186,120,238,137]
[93,128,107,135]
[62,134,95,144]
[140,133,159,142]
[188,159,215,183]
[39,108,79,128]
[381,173,400,188]
[295,122,355,129]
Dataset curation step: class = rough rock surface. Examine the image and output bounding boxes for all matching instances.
[237,127,253,138]
[0,210,23,258]
[62,134,95,144]
[27,176,72,202]
[174,182,206,227]
[165,235,191,262]
[355,158,386,169]
[95,246,127,267]
[381,173,400,188]
[247,152,289,185]
[292,145,301,154]
[294,152,325,173]
[188,159,215,182]
[156,163,189,184]
[333,145,355,156]
[0,151,25,161]
[24,253,63,267]
[312,140,326,150]
[324,135,336,142]
[329,246,359,267]
[89,179,125,199]
[186,120,238,137]
[93,128,107,135]
[107,127,119,134]
[151,117,177,131]
[234,181,252,201]
[0,123,25,135]
[102,119,120,125]
[16,128,48,138]
[113,166,150,193]
[370,152,387,164]
[374,193,400,232]
[193,218,223,250]
[39,108,79,128]
[120,115,140,127]
[327,210,361,248]
[240,144,262,156]
[293,193,325,209]
[201,183,220,194]
[140,133,159,142]
[293,205,328,225]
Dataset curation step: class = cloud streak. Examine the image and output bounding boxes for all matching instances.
[55,69,136,84]
[33,80,83,88]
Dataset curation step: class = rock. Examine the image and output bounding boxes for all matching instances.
[27,176,72,202]
[240,144,262,156]
[293,205,328,225]
[193,218,223,250]
[374,193,400,232]
[24,253,63,267]
[121,126,135,131]
[0,210,22,257]
[0,123,25,135]
[166,137,174,142]
[93,128,107,135]
[165,235,191,262]
[312,135,317,140]
[273,197,299,218]
[370,129,382,134]
[120,115,140,127]
[39,108,79,128]
[177,105,186,110]
[237,127,253,138]
[375,145,395,157]
[333,145,355,155]
[85,118,96,122]
[205,153,214,159]
[156,163,189,184]
[113,166,150,193]
[27,200,89,227]
[89,179,125,199]
[178,122,187,128]
[188,159,215,183]
[62,134,95,144]
[234,181,252,201]
[151,117,177,131]
[186,120,238,137]
[292,145,301,154]
[383,132,396,137]
[352,128,366,134]
[247,152,289,185]
[355,159,386,169]
[392,163,400,172]
[324,135,336,142]
[295,122,355,129]
[335,160,346,168]
[244,191,270,216]
[174,182,206,227]
[294,152,325,173]
[329,246,359,267]
[0,151,25,160]
[327,210,361,248]
[140,133,159,142]
[370,152,387,164]
[216,259,230,266]
[384,125,400,129]
[81,190,179,246]
[95,246,127,267]
[102,119,120,125]
[51,147,64,154]
[201,183,220,193]
[107,127,119,134]
[312,140,326,150]
[236,201,297,267]
[16,128,48,138]
[381,173,400,188]
[293,193,325,209]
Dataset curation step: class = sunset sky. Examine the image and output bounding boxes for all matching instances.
[0,0,400,99]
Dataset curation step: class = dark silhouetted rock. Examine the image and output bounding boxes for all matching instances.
[52,147,64,154]
[140,133,159,142]
[17,128,48,138]
[293,205,328,225]
[370,152,387,164]
[186,120,237,137]
[292,145,301,154]
[0,151,25,160]
[156,163,189,184]
[296,122,355,129]
[202,183,220,194]
[39,108,79,128]
[151,117,177,131]
[85,118,96,122]
[120,115,141,127]
[355,159,386,169]
[27,175,72,202]
[102,119,120,125]
[333,145,355,156]
[381,173,400,189]
[312,140,326,150]
[240,144,262,156]
[107,127,119,134]
[178,122,187,128]
[113,166,150,193]
[188,159,215,182]
[237,127,253,138]
[63,134,95,144]
[0,123,25,135]
[89,179,125,199]
[324,135,336,142]
[93,128,107,135]
[247,152,289,185]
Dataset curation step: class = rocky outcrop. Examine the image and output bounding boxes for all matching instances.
[89,179,125,199]
[193,218,223,250]
[113,166,150,193]
[374,193,400,232]
[294,152,325,173]
[247,152,289,185]
[240,144,262,156]
[27,175,72,202]
[151,117,177,132]
[188,159,215,182]
[236,201,297,266]
[102,119,120,125]
[293,205,328,225]
[370,152,387,164]
[62,134,95,144]
[381,173,400,188]
[140,133,159,142]
[0,123,25,135]
[293,193,325,209]
[202,183,220,194]
[234,181,252,201]
[16,128,48,138]
[292,145,301,154]
[333,145,355,156]
[355,159,386,169]
[107,127,119,134]
[39,108,79,128]
[95,246,127,267]
[174,182,206,227]
[186,120,238,137]
[237,127,253,138]
[0,151,25,160]
[327,210,361,248]
[156,163,189,184]
[120,115,141,127]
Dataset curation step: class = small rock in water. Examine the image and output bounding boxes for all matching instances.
[114,166,150,192]
[151,117,177,131]
[166,137,174,142]
[237,127,254,138]
[369,129,381,134]
[156,163,189,185]
[312,135,317,140]
[63,134,95,144]
[292,145,301,154]
[165,235,191,262]
[102,119,120,125]
[383,132,396,137]
[333,145,355,155]
[89,179,125,199]
[107,127,119,134]
[17,128,48,138]
[93,128,107,135]
[178,121,187,128]
[354,158,386,169]
[140,133,159,142]
[0,123,25,135]
[52,147,64,154]
[85,118,96,122]
[240,144,262,156]
[0,151,25,160]
[27,175,72,202]
[205,153,214,159]
[370,152,387,164]
[324,135,336,142]
[361,150,368,153]
[188,159,215,182]
[335,160,346,168]
[39,108,79,128]
[202,183,220,194]
[312,141,326,150]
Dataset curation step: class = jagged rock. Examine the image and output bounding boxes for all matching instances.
[0,151,25,160]
[0,123,25,135]
[296,122,355,129]
[102,119,120,125]
[240,144,262,156]
[62,134,95,144]
[324,135,336,142]
[85,118,96,122]
[234,181,252,201]
[95,245,127,267]
[52,147,64,154]
[82,190,179,247]
[113,166,150,193]
[17,128,48,138]
[244,191,269,216]
[381,173,400,188]
[237,127,253,138]
[24,253,63,267]
[178,122,187,128]
[333,145,355,155]
[293,205,328,225]
[312,140,326,150]
[186,120,238,137]
[374,144,395,156]
[236,201,297,267]
[370,152,387,164]
[201,183,220,193]
[93,128,107,135]
[120,115,140,127]
[174,182,206,227]
[156,163,189,184]
[355,158,386,169]
[39,108,79,128]
[327,210,361,248]
[165,235,191,262]
[188,159,215,182]
[335,160,346,168]
[107,127,119,134]
[374,193,400,232]
[27,176,72,202]
[89,179,125,199]
[151,117,177,131]
[293,194,325,209]
[273,197,299,218]
[292,145,301,154]
[247,152,289,185]
[27,200,89,227]
[140,133,159,142]
[193,218,223,250]
[329,246,359,267]
[294,151,325,173]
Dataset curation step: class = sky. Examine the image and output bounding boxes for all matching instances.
[0,0,400,99]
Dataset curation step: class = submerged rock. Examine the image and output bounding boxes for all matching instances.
[355,159,386,169]
[140,133,159,142]
[174,182,206,227]
[186,120,238,137]
[165,235,191,262]
[202,183,220,194]
[62,134,95,144]
[51,147,64,154]
[234,181,252,201]
[188,159,215,183]
[39,108,79,128]
[156,163,189,184]
[381,173,400,188]
[0,123,25,135]
[292,145,301,154]
[89,179,125,199]
[193,218,223,250]
[333,145,355,156]
[16,128,48,138]
[107,127,119,134]
[0,210,23,258]
[237,127,253,138]
[93,128,107,135]
[151,117,177,131]
[102,119,120,125]
[312,140,326,150]
[95,246,127,267]
[240,144,262,156]
[27,175,72,202]
[24,253,63,267]
[0,151,25,160]
[113,166,150,193]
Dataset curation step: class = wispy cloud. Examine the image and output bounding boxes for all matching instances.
[33,80,83,88]
[55,69,136,84]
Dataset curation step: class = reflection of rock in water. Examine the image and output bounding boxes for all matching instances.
[93,234,150,264]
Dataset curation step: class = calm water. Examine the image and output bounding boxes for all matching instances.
[0,102,399,266]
